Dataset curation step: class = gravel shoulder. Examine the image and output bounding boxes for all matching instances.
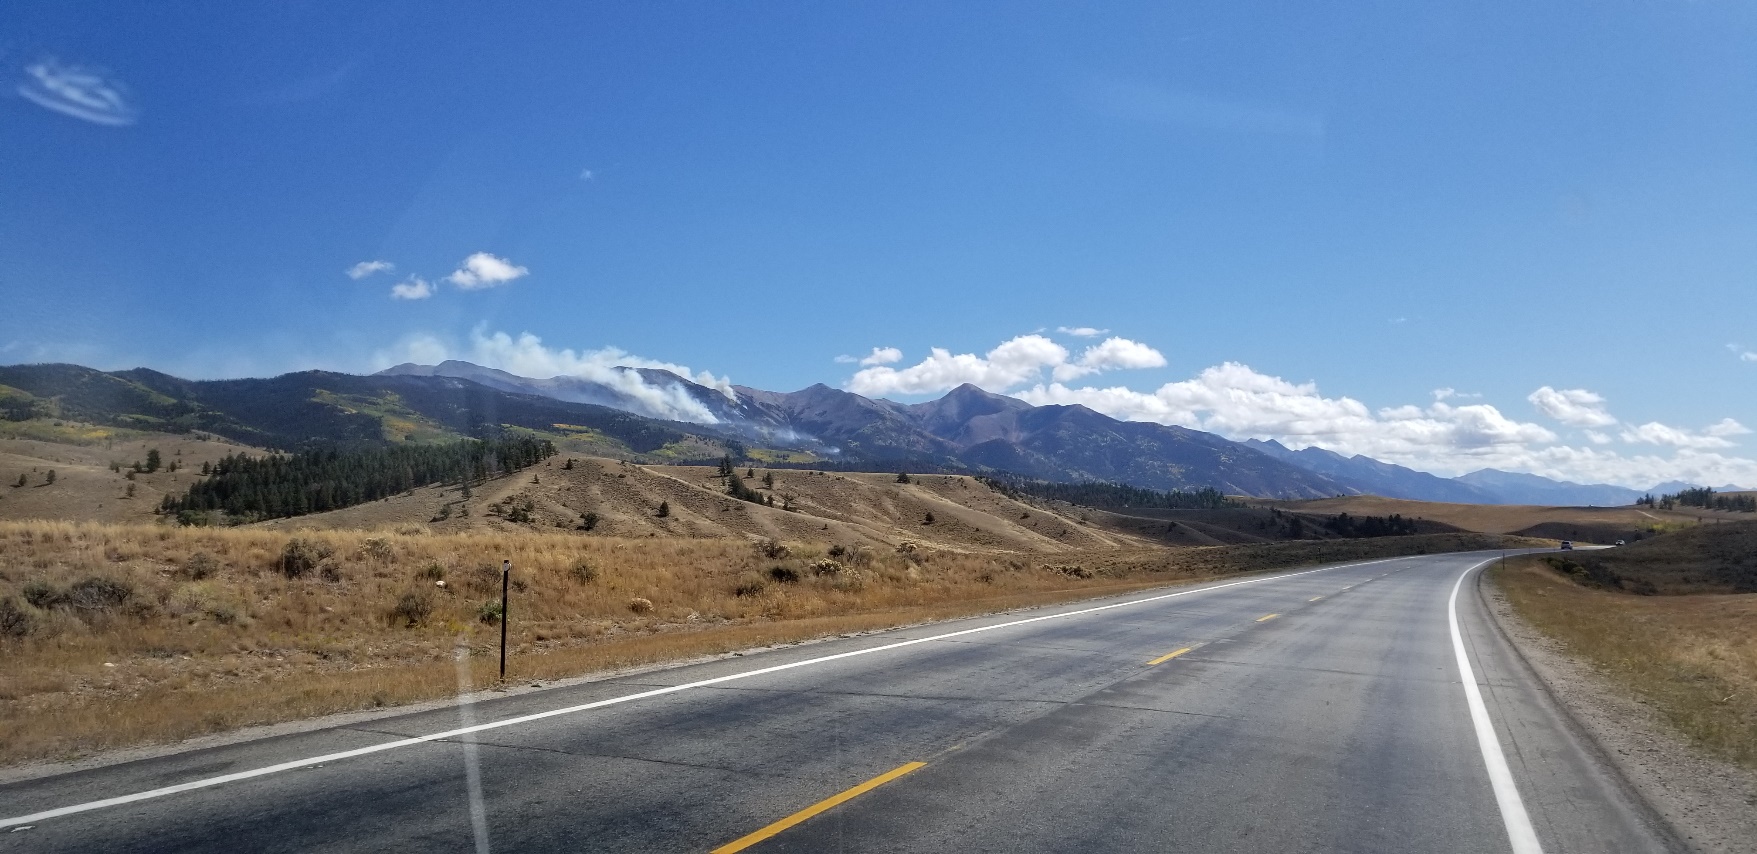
[1483,572,1757,853]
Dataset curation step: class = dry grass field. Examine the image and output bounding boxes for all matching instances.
[253,460,1155,554]
[1495,555,1757,767]
[0,431,252,526]
[0,520,1539,766]
[1267,495,1707,540]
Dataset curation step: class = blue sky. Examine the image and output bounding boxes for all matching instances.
[2,1,1754,487]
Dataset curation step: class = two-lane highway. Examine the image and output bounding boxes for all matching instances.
[0,552,1680,852]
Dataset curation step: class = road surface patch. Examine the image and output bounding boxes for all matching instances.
[711,761,927,853]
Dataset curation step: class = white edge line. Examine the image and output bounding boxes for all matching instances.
[4,556,1407,828]
[1449,559,1545,854]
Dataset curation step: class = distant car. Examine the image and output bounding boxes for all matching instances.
[1614,539,1626,546]
[1559,540,1573,550]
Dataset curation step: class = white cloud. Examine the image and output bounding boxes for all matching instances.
[837,347,902,365]
[1052,337,1167,381]
[375,329,736,424]
[1056,326,1109,337]
[1620,419,1749,450]
[446,252,529,290]
[848,335,1070,396]
[579,169,595,181]
[1706,418,1752,437]
[347,260,395,280]
[1019,363,1557,463]
[847,334,1166,396]
[388,276,433,300]
[1585,431,1613,445]
[1729,344,1757,363]
[18,58,138,126]
[860,346,902,366]
[1527,386,1618,427]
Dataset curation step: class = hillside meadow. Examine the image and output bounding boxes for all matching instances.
[1496,553,1757,768]
[0,520,1540,766]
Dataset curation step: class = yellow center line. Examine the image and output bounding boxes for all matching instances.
[1257,613,1279,622]
[711,761,928,853]
[1309,596,1324,602]
[1147,647,1192,665]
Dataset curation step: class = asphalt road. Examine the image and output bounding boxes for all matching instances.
[1,551,1681,853]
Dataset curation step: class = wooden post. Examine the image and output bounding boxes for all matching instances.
[499,559,510,681]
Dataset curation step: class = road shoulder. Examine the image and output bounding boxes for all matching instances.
[1482,570,1757,854]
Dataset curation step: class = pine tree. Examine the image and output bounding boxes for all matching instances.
[656,501,670,518]
[145,449,162,473]
[762,472,774,489]
[45,470,56,485]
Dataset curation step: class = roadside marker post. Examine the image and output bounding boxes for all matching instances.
[500,559,510,681]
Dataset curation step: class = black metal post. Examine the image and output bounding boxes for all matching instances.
[499,559,510,681]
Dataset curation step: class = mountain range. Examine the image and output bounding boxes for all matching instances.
[0,360,1735,504]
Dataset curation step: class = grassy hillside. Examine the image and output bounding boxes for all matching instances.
[1266,495,1705,540]
[1497,546,1757,767]
[253,460,1157,554]
[1538,520,1757,595]
[1,432,255,525]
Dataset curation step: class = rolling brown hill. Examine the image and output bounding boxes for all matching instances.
[254,458,1155,554]
[0,428,255,525]
[1264,495,1707,542]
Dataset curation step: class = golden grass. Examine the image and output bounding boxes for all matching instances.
[1269,495,1703,535]
[1495,556,1757,767]
[0,521,1538,766]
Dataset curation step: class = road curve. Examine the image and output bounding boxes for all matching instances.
[0,551,1680,853]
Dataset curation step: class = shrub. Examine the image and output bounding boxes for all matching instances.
[65,577,133,611]
[467,564,503,593]
[896,472,911,484]
[655,501,670,518]
[628,597,654,614]
[768,565,800,584]
[809,559,844,576]
[392,591,433,627]
[827,544,847,558]
[923,512,935,525]
[183,553,219,580]
[477,600,504,624]
[359,537,393,562]
[0,597,32,638]
[1048,564,1093,579]
[22,580,62,609]
[733,573,767,597]
[570,561,599,583]
[759,538,790,559]
[279,538,332,579]
[419,563,446,580]
[579,511,600,532]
